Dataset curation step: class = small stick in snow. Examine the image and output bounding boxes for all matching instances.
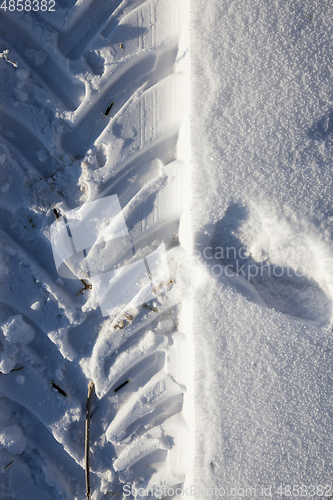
[76,279,92,296]
[0,367,24,375]
[143,303,158,313]
[4,460,14,470]
[80,279,92,289]
[53,208,60,219]
[114,380,129,393]
[114,319,124,330]
[0,50,18,68]
[85,381,94,500]
[51,380,67,397]
[105,102,114,116]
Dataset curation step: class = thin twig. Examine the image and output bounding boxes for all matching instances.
[53,208,60,219]
[105,101,114,116]
[114,380,129,393]
[76,279,92,296]
[0,50,18,67]
[51,380,67,397]
[0,367,24,375]
[85,381,94,500]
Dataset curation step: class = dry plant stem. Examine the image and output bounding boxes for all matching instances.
[85,381,94,500]
[81,279,92,289]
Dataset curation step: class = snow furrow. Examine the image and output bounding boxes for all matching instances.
[59,0,148,61]
[0,108,60,180]
[0,228,82,324]
[0,14,84,110]
[0,0,191,498]
[61,42,178,159]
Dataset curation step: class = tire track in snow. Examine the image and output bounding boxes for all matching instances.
[0,396,84,498]
[59,0,149,61]
[98,132,179,199]
[0,228,82,325]
[0,109,83,211]
[61,42,178,158]
[0,0,191,497]
[0,109,60,180]
[0,14,84,110]
[101,0,149,39]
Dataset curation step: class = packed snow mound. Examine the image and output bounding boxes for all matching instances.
[206,200,333,326]
[1,315,35,344]
[0,424,26,454]
[0,315,35,374]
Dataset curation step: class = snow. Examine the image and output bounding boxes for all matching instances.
[0,1,191,498]
[0,0,331,498]
[1,315,35,344]
[192,0,333,495]
[0,424,26,454]
[16,375,25,385]
[16,69,29,80]
[0,315,36,374]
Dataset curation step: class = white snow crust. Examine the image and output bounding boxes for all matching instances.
[192,0,333,496]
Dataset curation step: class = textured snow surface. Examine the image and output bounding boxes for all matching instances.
[0,424,26,454]
[0,315,36,374]
[0,0,191,498]
[192,0,333,496]
[0,0,332,497]
[2,315,35,344]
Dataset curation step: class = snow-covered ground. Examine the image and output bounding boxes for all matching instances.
[1,0,333,498]
[0,1,192,498]
[192,0,333,497]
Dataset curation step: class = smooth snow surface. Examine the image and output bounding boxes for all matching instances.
[192,0,333,496]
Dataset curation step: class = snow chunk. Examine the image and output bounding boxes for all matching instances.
[0,316,36,373]
[158,319,174,332]
[15,69,28,80]
[0,344,18,374]
[1,315,35,343]
[0,425,26,454]
[16,375,25,385]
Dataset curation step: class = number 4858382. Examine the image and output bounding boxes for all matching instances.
[0,0,55,11]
